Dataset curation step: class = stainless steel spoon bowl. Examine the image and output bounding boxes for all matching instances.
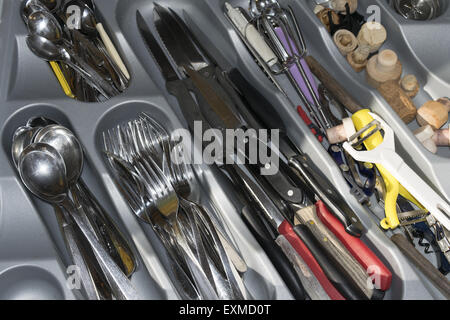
[18,143,139,300]
[12,126,41,168]
[26,116,58,128]
[26,34,116,98]
[19,143,68,203]
[27,10,63,42]
[34,125,84,185]
[21,0,48,23]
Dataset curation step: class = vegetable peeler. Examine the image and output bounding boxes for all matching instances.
[343,111,450,232]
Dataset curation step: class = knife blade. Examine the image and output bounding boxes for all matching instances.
[154,6,309,208]
[153,3,209,73]
[168,8,364,236]
[136,10,180,82]
[153,9,363,299]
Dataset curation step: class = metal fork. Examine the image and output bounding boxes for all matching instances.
[137,113,248,298]
[138,113,247,270]
[103,122,227,299]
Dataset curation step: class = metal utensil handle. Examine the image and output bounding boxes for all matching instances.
[275,235,330,300]
[61,199,140,300]
[96,22,130,80]
[54,205,101,300]
[76,180,137,277]
[65,47,118,98]
[391,233,450,299]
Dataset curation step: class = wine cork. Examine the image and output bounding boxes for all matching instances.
[436,97,450,112]
[347,44,370,72]
[326,118,356,144]
[357,22,387,53]
[414,125,437,154]
[314,5,325,14]
[316,8,340,33]
[433,129,450,146]
[400,75,420,99]
[417,100,449,130]
[377,80,417,124]
[331,0,358,14]
[334,29,358,56]
[366,49,403,88]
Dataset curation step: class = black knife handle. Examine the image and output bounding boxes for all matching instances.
[240,206,308,300]
[293,224,367,300]
[227,69,286,130]
[215,69,307,205]
[223,164,308,300]
[166,78,212,132]
[227,69,364,237]
[289,155,364,237]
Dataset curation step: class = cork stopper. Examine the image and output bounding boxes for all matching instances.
[347,44,370,72]
[357,22,387,53]
[377,50,398,72]
[326,118,356,144]
[417,101,449,130]
[314,5,325,15]
[334,29,358,56]
[353,45,370,63]
[400,75,420,98]
[366,49,403,88]
[436,97,450,112]
[331,0,358,15]
[316,8,340,33]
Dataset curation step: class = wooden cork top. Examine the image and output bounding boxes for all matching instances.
[331,0,358,14]
[417,100,449,130]
[334,29,358,56]
[400,75,420,98]
[357,22,387,53]
[401,75,419,92]
[366,50,403,87]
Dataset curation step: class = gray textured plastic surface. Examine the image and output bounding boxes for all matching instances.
[0,0,447,300]
[0,0,292,300]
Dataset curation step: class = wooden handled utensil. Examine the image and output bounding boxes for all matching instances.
[305,55,362,114]
[391,233,450,299]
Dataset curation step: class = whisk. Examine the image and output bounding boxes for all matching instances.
[249,0,333,133]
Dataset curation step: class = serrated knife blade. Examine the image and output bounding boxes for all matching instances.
[136,10,179,82]
[153,3,209,72]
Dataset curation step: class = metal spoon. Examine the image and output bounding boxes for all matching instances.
[33,124,137,277]
[26,33,115,98]
[75,3,129,90]
[65,0,130,80]
[34,125,83,183]
[61,1,128,91]
[27,9,63,42]
[26,116,57,128]
[39,0,59,12]
[26,10,118,97]
[11,123,109,300]
[18,143,139,300]
[20,0,48,23]
[11,126,40,168]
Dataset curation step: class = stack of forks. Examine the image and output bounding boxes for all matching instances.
[102,113,248,300]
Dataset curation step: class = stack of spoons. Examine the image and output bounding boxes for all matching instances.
[11,117,139,300]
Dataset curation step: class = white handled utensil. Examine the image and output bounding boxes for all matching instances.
[225,2,278,68]
[343,113,450,232]
[96,23,130,80]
